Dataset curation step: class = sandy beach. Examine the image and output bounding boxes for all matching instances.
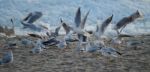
[0,34,150,72]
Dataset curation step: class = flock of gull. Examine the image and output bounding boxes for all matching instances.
[0,7,143,65]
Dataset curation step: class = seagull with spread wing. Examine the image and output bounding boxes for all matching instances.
[21,11,46,32]
[93,15,113,40]
[113,10,142,35]
[61,19,78,43]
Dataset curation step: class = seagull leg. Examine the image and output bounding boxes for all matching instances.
[119,24,127,34]
[116,30,120,35]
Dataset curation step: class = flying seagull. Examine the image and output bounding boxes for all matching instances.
[61,19,78,42]
[114,10,142,35]
[49,26,61,38]
[23,11,42,24]
[21,11,45,32]
[93,15,113,40]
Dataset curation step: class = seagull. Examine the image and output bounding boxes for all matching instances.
[4,18,15,37]
[111,37,122,45]
[3,43,17,49]
[111,34,134,47]
[71,7,91,51]
[127,40,144,48]
[61,19,71,35]
[56,39,67,49]
[84,15,113,50]
[23,11,42,24]
[48,26,61,38]
[99,47,121,57]
[21,11,45,32]
[79,38,106,53]
[0,50,13,65]
[67,7,90,36]
[93,15,113,40]
[31,39,45,54]
[42,38,59,46]
[21,38,34,46]
[61,19,78,43]
[113,10,142,35]
[28,33,42,39]
[82,42,100,53]
[75,34,88,51]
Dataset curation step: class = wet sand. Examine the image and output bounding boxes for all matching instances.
[0,35,150,72]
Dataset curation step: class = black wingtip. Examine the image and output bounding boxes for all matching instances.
[60,18,63,23]
[76,7,81,15]
[109,14,113,20]
[77,7,81,11]
[111,14,113,18]
[10,18,13,23]
[136,10,139,13]
[116,51,122,55]
[75,7,81,27]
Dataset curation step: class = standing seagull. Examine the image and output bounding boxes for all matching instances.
[82,42,101,53]
[42,38,59,46]
[56,38,67,49]
[31,39,45,54]
[99,47,121,57]
[114,10,142,35]
[0,50,13,65]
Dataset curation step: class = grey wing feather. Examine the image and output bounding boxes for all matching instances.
[100,14,113,33]
[115,17,131,30]
[23,13,32,21]
[55,26,61,35]
[61,21,71,34]
[10,18,15,29]
[74,7,81,27]
[80,10,90,29]
[23,12,42,24]
[27,12,42,24]
[96,24,99,32]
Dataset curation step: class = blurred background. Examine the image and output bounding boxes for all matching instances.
[0,0,150,35]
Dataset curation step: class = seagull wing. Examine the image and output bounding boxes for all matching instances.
[74,7,81,27]
[27,12,43,24]
[23,13,32,21]
[80,10,90,29]
[61,20,71,35]
[100,14,113,34]
[28,33,42,39]
[55,26,61,36]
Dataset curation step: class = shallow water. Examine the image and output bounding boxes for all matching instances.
[0,0,150,35]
